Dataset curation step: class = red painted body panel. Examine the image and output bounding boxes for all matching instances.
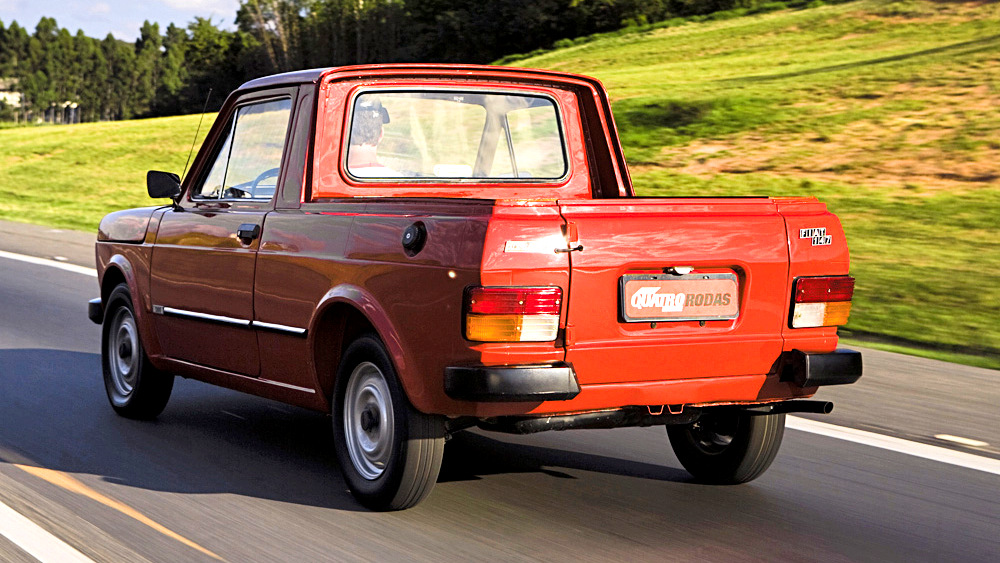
[149,205,264,376]
[476,202,570,370]
[253,199,491,413]
[774,198,851,352]
[97,207,160,242]
[558,198,789,385]
[94,64,855,421]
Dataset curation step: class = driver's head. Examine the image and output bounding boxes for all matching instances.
[350,97,390,146]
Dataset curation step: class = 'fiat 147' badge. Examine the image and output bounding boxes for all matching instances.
[800,227,832,246]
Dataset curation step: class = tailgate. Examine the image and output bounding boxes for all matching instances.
[559,198,790,385]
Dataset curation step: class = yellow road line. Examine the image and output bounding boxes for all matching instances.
[14,464,225,561]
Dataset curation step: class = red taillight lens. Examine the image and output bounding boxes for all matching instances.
[466,287,562,315]
[794,276,855,303]
[465,287,562,342]
[791,276,855,328]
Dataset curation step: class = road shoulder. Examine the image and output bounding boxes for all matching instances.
[0,220,95,269]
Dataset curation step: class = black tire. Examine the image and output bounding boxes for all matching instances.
[667,410,785,484]
[101,283,174,419]
[332,335,446,511]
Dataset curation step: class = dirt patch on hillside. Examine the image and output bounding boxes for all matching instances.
[643,72,1000,192]
[646,131,999,193]
[849,0,1000,22]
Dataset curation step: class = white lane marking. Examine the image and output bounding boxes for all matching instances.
[788,416,1000,476]
[0,250,96,278]
[0,500,96,563]
[934,434,990,448]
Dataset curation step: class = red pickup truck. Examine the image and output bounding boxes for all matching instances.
[88,64,861,510]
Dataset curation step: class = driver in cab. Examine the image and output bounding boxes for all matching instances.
[347,97,399,178]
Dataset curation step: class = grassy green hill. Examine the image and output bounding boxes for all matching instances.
[0,0,996,366]
[0,114,212,231]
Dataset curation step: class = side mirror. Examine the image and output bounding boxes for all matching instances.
[147,170,182,201]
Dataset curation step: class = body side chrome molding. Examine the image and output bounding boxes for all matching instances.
[153,305,307,336]
[253,320,308,335]
[258,378,316,393]
[161,306,251,326]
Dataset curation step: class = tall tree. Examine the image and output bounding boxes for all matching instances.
[134,21,163,116]
[183,18,239,113]
[74,30,106,121]
[102,33,138,119]
[154,23,188,116]
[0,20,8,75]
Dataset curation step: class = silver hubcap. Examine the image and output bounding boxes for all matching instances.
[343,362,394,480]
[108,307,139,399]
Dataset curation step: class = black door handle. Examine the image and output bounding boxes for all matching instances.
[237,223,260,243]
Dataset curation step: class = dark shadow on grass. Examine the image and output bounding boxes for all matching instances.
[615,99,713,130]
[720,34,1000,83]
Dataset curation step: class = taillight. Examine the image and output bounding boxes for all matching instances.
[464,286,562,342]
[791,276,855,328]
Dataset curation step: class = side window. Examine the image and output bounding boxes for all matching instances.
[194,98,292,200]
[198,118,234,199]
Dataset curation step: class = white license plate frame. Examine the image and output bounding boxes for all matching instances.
[619,272,740,322]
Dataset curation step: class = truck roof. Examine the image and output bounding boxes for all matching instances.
[238,64,603,92]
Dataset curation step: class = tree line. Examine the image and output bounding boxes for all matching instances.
[0,0,773,123]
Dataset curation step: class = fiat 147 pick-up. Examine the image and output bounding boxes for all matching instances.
[88,64,862,510]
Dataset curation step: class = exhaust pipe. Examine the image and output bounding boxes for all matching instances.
[744,400,833,416]
[478,406,702,435]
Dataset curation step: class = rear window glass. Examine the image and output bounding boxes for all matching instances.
[346,91,566,181]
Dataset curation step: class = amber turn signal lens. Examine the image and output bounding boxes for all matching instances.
[822,301,852,326]
[465,313,560,342]
[791,301,852,328]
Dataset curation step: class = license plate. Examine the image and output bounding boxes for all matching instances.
[620,273,739,322]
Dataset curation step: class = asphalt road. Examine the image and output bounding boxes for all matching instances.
[0,219,998,562]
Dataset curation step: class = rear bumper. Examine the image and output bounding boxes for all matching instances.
[88,298,103,324]
[444,363,580,402]
[443,349,861,405]
[782,348,862,387]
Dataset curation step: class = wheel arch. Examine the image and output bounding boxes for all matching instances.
[100,254,163,360]
[309,285,415,407]
[100,264,127,307]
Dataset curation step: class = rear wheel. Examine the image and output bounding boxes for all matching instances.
[101,283,173,419]
[667,410,784,484]
[333,335,445,510]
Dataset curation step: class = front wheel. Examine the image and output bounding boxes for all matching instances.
[667,410,785,484]
[101,283,173,419]
[332,335,445,510]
